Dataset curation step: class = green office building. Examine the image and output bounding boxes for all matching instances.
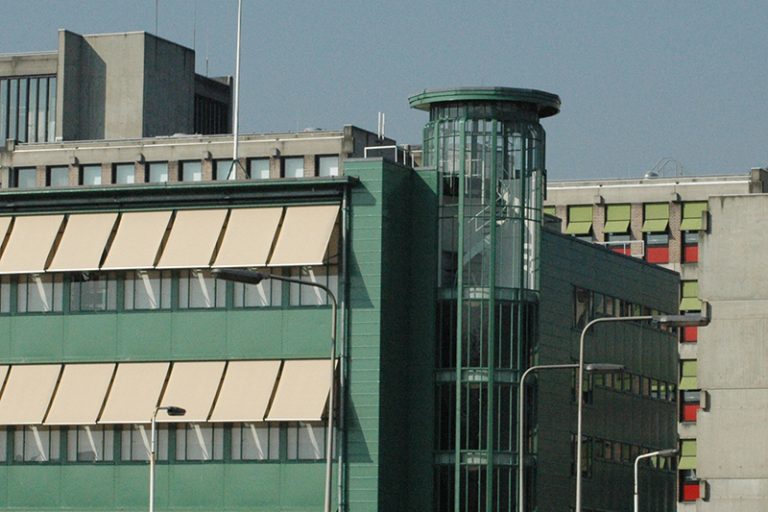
[0,31,680,512]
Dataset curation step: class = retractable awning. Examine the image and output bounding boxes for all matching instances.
[156,361,226,422]
[0,215,64,274]
[269,205,339,266]
[209,360,281,422]
[44,363,116,425]
[0,365,61,425]
[156,210,228,269]
[98,362,170,424]
[212,208,283,268]
[266,360,333,422]
[47,213,118,272]
[101,211,172,270]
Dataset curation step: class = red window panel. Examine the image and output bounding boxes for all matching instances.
[682,403,699,423]
[682,482,700,502]
[646,245,669,264]
[684,244,699,263]
[611,246,631,256]
[683,326,698,343]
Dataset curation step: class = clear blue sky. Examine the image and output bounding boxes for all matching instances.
[1,0,766,180]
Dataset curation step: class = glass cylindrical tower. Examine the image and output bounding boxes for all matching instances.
[410,87,560,512]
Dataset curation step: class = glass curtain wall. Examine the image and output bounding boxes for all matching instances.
[424,101,546,512]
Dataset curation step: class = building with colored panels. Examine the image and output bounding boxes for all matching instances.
[545,169,768,509]
[0,31,681,512]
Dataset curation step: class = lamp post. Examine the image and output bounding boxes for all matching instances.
[212,268,337,512]
[634,448,678,512]
[575,313,709,512]
[149,405,186,512]
[518,363,623,512]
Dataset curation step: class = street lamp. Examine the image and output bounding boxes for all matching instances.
[212,268,337,512]
[518,363,623,512]
[575,313,709,512]
[634,448,678,512]
[149,405,186,512]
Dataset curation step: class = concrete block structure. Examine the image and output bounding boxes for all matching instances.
[0,31,682,512]
[546,170,768,510]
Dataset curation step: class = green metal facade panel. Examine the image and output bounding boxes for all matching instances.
[2,309,331,363]
[343,159,438,512]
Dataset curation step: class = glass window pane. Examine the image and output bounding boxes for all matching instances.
[15,167,36,188]
[124,271,171,310]
[18,275,63,313]
[8,79,17,141]
[179,270,224,309]
[37,78,47,143]
[147,162,168,183]
[114,163,135,184]
[248,158,270,179]
[181,161,202,182]
[48,166,69,187]
[27,78,37,142]
[80,165,102,185]
[0,79,7,142]
[122,425,166,461]
[214,159,235,180]
[17,78,27,142]
[47,77,56,142]
[283,157,304,178]
[318,156,339,177]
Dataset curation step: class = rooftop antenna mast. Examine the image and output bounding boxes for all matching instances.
[228,0,245,179]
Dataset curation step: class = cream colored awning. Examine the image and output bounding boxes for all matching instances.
[0,364,61,425]
[0,215,64,274]
[156,210,228,269]
[0,218,12,246]
[156,361,226,422]
[101,211,172,270]
[98,362,170,424]
[212,208,283,268]
[269,205,339,267]
[44,363,116,425]
[47,213,118,272]
[266,360,333,422]
[209,360,281,422]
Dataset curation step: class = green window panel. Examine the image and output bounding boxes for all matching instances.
[603,204,630,234]
[566,205,593,234]
[679,360,698,390]
[680,281,701,311]
[680,201,707,231]
[678,439,697,469]
[642,203,670,232]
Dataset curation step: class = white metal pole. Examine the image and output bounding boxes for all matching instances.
[149,413,157,512]
[230,0,243,179]
[518,364,578,512]
[576,316,652,512]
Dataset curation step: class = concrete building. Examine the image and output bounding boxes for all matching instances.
[545,170,768,509]
[697,194,768,511]
[0,31,682,512]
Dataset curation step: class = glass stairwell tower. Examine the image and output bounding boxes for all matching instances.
[409,87,560,512]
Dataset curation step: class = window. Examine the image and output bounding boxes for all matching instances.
[574,288,590,328]
[67,426,114,462]
[683,231,699,263]
[0,276,10,313]
[113,163,135,184]
[0,76,56,143]
[231,423,280,460]
[317,155,339,177]
[680,469,700,502]
[680,281,701,312]
[214,159,235,180]
[681,390,700,423]
[146,162,169,183]
[288,266,338,306]
[17,274,63,313]
[282,157,304,178]
[121,425,167,461]
[70,273,117,312]
[248,158,270,180]
[605,233,631,256]
[175,424,224,461]
[564,205,593,237]
[645,232,669,264]
[181,161,202,182]
[47,166,69,187]
[79,164,102,186]
[233,275,282,307]
[14,427,60,462]
[124,271,172,310]
[287,422,325,460]
[178,270,226,309]
[680,201,707,231]
[14,167,37,188]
